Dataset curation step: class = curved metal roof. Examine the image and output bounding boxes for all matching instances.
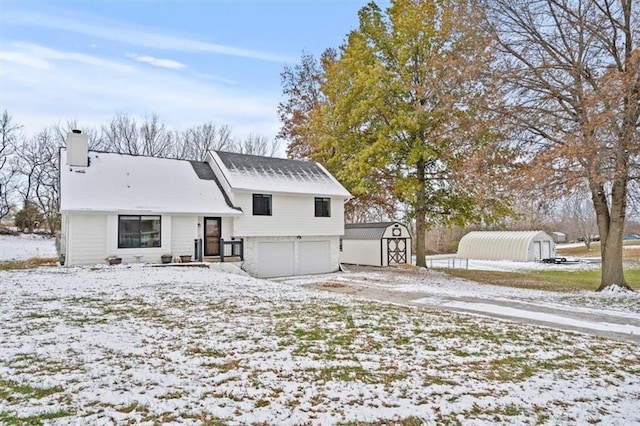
[457,231,553,261]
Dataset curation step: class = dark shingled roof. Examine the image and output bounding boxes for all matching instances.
[215,151,329,180]
[343,222,401,240]
[190,161,217,180]
[189,160,239,211]
[345,222,397,229]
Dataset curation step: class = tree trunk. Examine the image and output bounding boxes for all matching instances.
[415,159,426,267]
[599,224,627,291]
[592,177,631,291]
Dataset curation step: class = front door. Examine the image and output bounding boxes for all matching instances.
[204,217,221,256]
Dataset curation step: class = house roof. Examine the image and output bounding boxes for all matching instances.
[343,222,400,240]
[59,149,241,215]
[211,151,351,198]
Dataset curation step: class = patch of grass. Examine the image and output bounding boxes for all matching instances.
[443,269,640,292]
[254,398,270,408]
[0,409,73,425]
[0,379,64,400]
[0,257,58,270]
[202,359,241,373]
[99,298,168,323]
[339,417,424,426]
[485,356,535,382]
[557,241,640,259]
[187,347,227,358]
[179,411,228,425]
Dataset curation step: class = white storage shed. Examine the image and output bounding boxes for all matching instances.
[457,231,555,262]
[340,222,412,267]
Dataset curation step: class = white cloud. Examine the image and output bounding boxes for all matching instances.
[0,50,50,69]
[126,54,187,70]
[0,43,281,140]
[4,10,295,63]
[2,43,134,73]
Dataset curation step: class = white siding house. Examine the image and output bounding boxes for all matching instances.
[457,231,556,262]
[340,222,412,267]
[207,151,350,278]
[59,134,241,265]
[59,131,351,278]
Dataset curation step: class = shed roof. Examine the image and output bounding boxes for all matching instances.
[59,149,241,215]
[343,222,400,240]
[210,151,351,198]
[457,231,552,261]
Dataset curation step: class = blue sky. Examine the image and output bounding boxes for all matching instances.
[0,0,385,142]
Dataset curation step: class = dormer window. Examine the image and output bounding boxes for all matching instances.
[253,194,272,216]
[315,197,331,217]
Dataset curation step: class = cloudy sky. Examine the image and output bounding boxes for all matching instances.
[0,0,382,142]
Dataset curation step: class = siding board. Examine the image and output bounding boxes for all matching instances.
[68,213,107,265]
[232,193,344,237]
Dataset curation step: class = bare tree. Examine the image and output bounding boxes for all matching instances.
[563,190,599,250]
[101,112,140,155]
[12,128,60,233]
[175,123,234,161]
[487,0,639,291]
[99,113,176,157]
[139,114,172,157]
[0,111,21,221]
[234,133,281,157]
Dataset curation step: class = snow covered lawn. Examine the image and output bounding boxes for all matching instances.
[0,234,57,261]
[1,265,639,424]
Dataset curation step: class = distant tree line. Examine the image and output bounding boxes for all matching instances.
[0,111,280,234]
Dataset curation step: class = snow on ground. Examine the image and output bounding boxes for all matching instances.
[0,234,57,261]
[284,266,640,343]
[1,264,639,424]
[424,256,600,272]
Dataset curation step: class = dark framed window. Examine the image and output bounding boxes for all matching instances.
[253,194,272,216]
[315,197,331,217]
[118,215,161,248]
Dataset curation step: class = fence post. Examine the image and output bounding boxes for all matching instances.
[220,238,225,262]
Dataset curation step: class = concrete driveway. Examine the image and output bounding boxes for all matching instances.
[278,265,640,344]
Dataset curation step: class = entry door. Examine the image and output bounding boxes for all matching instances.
[533,241,541,260]
[204,217,221,256]
[387,238,407,264]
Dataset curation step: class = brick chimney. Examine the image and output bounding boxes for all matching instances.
[66,129,89,167]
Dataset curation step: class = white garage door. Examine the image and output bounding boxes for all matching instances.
[257,242,294,278]
[299,241,331,275]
